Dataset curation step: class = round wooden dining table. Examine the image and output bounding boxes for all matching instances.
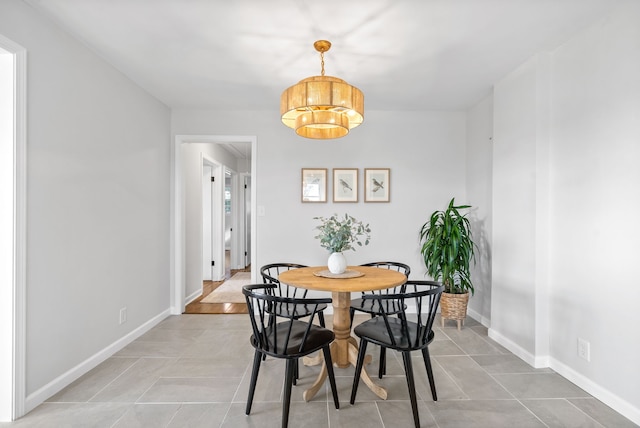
[278,265,406,401]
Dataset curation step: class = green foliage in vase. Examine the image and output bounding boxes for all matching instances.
[419,198,477,294]
[314,214,371,253]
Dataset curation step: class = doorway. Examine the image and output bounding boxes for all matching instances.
[171,135,257,315]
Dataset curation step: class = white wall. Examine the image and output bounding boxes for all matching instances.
[0,0,171,412]
[491,54,551,362]
[172,109,469,298]
[488,2,640,423]
[465,95,493,325]
[548,1,640,420]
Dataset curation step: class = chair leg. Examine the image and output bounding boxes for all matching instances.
[421,347,438,401]
[282,359,296,428]
[293,359,298,386]
[318,311,326,328]
[246,350,262,415]
[349,307,355,328]
[322,346,340,409]
[402,351,420,428]
[378,346,387,379]
[350,339,369,405]
[375,311,393,379]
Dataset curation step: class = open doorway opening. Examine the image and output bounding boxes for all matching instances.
[171,135,256,315]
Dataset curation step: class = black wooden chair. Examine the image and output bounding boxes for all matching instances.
[350,280,444,428]
[260,263,330,384]
[242,283,339,428]
[349,261,410,378]
[260,263,327,328]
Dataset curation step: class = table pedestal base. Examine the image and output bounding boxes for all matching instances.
[301,337,387,401]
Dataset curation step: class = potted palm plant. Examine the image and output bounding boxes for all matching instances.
[419,198,476,329]
[314,213,371,274]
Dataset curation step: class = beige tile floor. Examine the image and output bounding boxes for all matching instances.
[2,314,637,427]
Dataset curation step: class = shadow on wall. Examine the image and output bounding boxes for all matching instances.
[470,213,492,320]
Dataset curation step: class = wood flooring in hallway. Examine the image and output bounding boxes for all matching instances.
[184,266,250,314]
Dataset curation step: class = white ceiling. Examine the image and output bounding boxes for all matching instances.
[25,0,623,112]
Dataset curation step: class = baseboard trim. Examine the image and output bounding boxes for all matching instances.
[549,357,640,426]
[487,327,549,368]
[185,288,202,305]
[489,328,639,425]
[24,309,171,413]
[466,307,490,328]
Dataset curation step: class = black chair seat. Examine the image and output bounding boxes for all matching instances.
[272,302,328,322]
[252,320,335,357]
[349,297,405,317]
[354,316,435,351]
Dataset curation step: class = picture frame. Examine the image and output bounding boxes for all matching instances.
[333,168,358,202]
[364,168,390,202]
[301,168,327,202]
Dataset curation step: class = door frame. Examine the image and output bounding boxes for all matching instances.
[0,35,27,421]
[171,135,257,314]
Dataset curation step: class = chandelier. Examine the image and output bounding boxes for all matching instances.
[280,40,364,139]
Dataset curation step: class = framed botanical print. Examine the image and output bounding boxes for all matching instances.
[333,168,358,202]
[301,168,327,202]
[364,168,390,202]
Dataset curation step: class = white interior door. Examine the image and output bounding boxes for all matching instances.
[224,169,250,271]
[202,158,224,282]
[244,174,251,268]
[224,169,233,270]
[202,165,213,280]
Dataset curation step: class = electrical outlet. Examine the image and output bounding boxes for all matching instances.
[119,307,127,325]
[578,338,590,361]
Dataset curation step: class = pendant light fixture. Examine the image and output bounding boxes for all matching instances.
[280,40,364,139]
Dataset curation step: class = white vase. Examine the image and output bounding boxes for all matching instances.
[327,252,347,274]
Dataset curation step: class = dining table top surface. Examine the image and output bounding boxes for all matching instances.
[278,265,406,293]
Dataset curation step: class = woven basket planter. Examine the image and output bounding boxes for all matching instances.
[440,292,469,330]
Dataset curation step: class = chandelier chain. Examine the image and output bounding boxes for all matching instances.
[320,51,325,76]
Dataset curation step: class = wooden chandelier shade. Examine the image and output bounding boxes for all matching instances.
[280,41,364,139]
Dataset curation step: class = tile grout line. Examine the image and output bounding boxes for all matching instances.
[85,357,145,404]
[565,398,609,428]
